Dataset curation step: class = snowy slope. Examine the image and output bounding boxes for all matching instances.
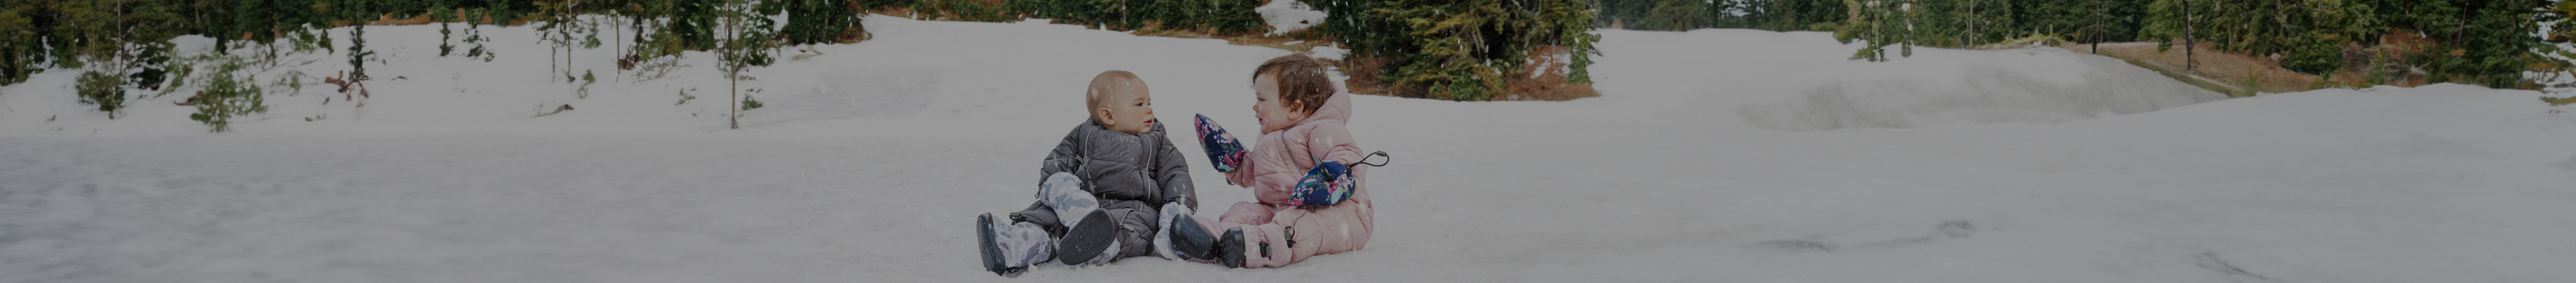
[5,18,2576,283]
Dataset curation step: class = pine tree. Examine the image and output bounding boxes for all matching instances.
[0,0,48,86]
[1836,0,1913,62]
[59,0,188,117]
[2280,0,2377,76]
[1305,0,1597,100]
[2142,0,2197,69]
[191,56,266,132]
[2441,0,2546,87]
[1641,0,1706,31]
[463,8,494,62]
[777,0,866,45]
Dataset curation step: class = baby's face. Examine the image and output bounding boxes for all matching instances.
[1103,89,1155,134]
[1251,74,1303,134]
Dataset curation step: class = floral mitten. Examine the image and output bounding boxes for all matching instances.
[1288,161,1354,206]
[1193,114,1249,172]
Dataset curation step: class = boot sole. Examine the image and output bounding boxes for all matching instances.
[1170,216,1218,260]
[1220,228,1246,268]
[1056,210,1118,266]
[977,213,1012,276]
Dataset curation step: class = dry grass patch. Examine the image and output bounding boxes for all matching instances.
[2074,41,2436,96]
[1499,46,1599,101]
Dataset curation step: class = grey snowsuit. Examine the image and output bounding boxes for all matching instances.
[1008,119,1197,260]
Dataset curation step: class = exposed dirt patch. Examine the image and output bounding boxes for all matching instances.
[2070,41,2432,96]
[1500,45,1601,101]
[1336,56,1394,97]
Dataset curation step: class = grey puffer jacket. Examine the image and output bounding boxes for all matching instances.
[1009,120,1196,236]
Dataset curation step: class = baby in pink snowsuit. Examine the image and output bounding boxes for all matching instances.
[1176,54,1374,268]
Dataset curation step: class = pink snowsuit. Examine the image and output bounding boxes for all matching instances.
[1188,90,1373,268]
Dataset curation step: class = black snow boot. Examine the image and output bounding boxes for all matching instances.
[1218,228,1247,268]
[1170,215,1220,260]
[1056,210,1119,266]
[976,213,1023,277]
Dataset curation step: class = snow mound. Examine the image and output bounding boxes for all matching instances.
[738,67,943,126]
[1258,0,1326,35]
[1308,46,1346,60]
[1739,51,2227,131]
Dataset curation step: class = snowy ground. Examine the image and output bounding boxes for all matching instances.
[6,17,2576,283]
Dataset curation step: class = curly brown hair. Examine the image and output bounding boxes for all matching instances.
[1253,54,1334,114]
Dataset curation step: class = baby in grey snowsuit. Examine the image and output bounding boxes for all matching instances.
[977,71,1197,276]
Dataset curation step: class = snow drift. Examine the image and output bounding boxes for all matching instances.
[4,17,2574,283]
[1256,0,1327,35]
[1736,45,2228,131]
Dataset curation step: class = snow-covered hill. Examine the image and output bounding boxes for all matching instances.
[4,17,2573,283]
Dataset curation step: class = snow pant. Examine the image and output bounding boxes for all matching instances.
[992,172,1143,268]
[989,220,1054,268]
[1181,191,1373,268]
[1002,172,1158,266]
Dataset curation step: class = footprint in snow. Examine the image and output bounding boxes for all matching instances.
[2193,251,2279,282]
[1743,221,1984,253]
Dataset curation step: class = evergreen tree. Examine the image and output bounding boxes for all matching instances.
[2280,0,2377,76]
[346,12,372,84]
[1308,0,1598,100]
[1593,0,1653,28]
[1640,0,1706,31]
[439,13,454,57]
[1911,0,2014,47]
[2139,0,2197,69]
[233,0,319,68]
[634,0,716,60]
[2439,0,2546,87]
[0,0,50,86]
[1836,0,1913,62]
[463,8,495,62]
[191,57,266,132]
[59,0,189,116]
[776,0,867,45]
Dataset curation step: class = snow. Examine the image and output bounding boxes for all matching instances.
[1733,46,2228,131]
[6,18,2576,283]
[1257,0,1327,36]
[1307,46,1345,61]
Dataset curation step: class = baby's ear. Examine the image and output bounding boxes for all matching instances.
[1095,107,1116,125]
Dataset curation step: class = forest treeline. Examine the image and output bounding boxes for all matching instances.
[1597,0,2571,88]
[0,0,1271,87]
[888,0,1606,101]
[0,0,1289,129]
[1,0,878,127]
[0,0,1602,105]
[8,0,2568,111]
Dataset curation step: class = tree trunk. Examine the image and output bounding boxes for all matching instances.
[111,0,125,120]
[565,15,573,82]
[730,71,739,129]
[726,11,739,130]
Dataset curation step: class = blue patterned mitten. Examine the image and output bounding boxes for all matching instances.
[1193,114,1249,172]
[1287,161,1354,206]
